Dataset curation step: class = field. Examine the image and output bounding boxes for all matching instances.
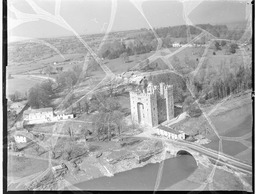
[7,77,41,97]
[8,155,49,178]
[104,52,154,74]
[203,93,252,163]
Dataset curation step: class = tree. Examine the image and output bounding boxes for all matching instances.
[229,43,238,54]
[91,97,124,141]
[221,40,226,47]
[183,96,194,111]
[120,52,129,63]
[82,101,89,114]
[214,41,221,50]
[187,104,202,117]
[28,84,51,108]
[40,80,54,97]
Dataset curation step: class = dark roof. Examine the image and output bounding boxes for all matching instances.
[158,125,180,135]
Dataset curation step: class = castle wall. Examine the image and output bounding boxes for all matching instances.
[130,91,158,127]
[165,85,174,121]
[157,98,167,123]
[130,82,174,127]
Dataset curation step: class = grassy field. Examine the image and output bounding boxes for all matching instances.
[8,155,49,178]
[7,77,41,96]
[104,52,154,74]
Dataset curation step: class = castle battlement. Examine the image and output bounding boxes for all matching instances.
[130,91,156,97]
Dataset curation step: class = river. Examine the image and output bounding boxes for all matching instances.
[73,155,197,190]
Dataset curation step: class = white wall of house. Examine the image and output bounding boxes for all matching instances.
[172,43,181,47]
[157,128,185,140]
[56,114,74,120]
[25,112,74,124]
[28,111,53,121]
[15,136,27,143]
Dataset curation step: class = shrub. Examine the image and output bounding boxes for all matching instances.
[198,97,206,104]
[229,43,238,54]
[187,104,202,117]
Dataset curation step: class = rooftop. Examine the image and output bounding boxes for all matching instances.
[158,125,180,135]
[23,107,53,115]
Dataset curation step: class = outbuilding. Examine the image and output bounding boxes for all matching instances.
[157,125,185,140]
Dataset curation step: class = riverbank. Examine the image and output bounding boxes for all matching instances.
[62,138,174,190]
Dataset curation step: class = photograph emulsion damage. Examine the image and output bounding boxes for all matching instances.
[6,0,253,191]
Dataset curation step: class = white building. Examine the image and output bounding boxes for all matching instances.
[157,126,185,140]
[23,107,74,124]
[172,42,181,47]
[56,114,74,121]
[23,107,54,124]
[14,136,27,143]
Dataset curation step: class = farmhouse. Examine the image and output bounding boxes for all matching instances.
[23,107,74,124]
[157,125,185,140]
[23,107,54,124]
[14,136,27,143]
[172,42,181,47]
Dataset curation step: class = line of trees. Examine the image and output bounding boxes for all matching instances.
[97,24,247,62]
[99,36,155,60]
[194,65,252,101]
[27,65,84,108]
[27,80,55,108]
[56,65,83,90]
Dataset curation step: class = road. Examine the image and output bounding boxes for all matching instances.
[137,129,252,175]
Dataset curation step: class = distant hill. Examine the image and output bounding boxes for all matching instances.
[217,20,248,30]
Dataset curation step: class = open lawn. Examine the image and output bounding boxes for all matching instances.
[208,101,252,137]
[8,155,49,178]
[7,77,41,96]
[222,140,247,156]
[104,52,154,74]
[235,148,252,165]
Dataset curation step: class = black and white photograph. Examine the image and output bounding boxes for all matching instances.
[5,0,253,191]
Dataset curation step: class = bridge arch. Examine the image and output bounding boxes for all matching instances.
[176,150,193,156]
[175,149,199,166]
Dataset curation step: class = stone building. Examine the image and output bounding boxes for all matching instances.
[23,107,74,124]
[129,82,174,127]
[23,107,54,124]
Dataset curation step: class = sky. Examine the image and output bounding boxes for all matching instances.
[8,0,251,42]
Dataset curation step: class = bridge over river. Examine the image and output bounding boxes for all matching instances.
[160,137,252,175]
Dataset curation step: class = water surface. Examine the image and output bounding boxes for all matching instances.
[74,155,197,190]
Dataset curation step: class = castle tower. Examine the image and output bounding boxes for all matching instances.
[164,85,174,121]
[129,90,158,127]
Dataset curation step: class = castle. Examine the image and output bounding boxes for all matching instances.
[129,81,174,127]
